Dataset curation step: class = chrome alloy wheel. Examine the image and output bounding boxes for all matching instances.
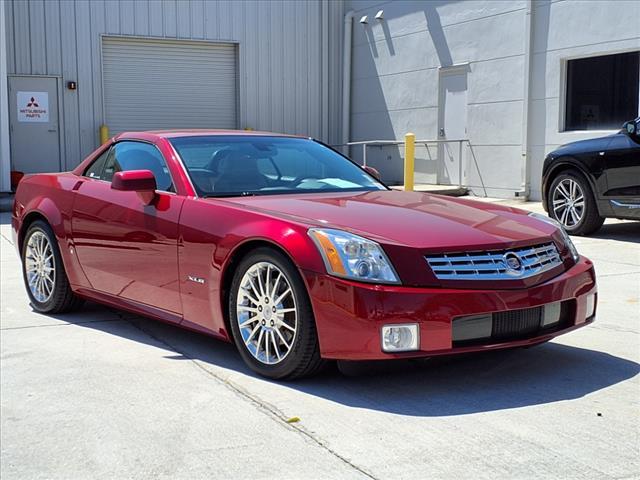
[25,230,56,303]
[552,178,585,228]
[236,261,298,365]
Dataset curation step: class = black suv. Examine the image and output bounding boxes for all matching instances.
[542,117,640,235]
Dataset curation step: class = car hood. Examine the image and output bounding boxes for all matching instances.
[550,133,618,157]
[221,190,557,250]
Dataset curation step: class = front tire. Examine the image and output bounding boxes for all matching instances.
[548,170,604,235]
[229,247,323,379]
[21,220,84,313]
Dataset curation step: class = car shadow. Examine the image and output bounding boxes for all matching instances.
[39,301,640,418]
[589,220,640,243]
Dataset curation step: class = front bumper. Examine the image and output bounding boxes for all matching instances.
[304,256,596,360]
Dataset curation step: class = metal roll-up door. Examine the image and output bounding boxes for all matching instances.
[102,37,237,134]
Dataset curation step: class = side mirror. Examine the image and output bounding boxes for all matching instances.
[622,119,639,138]
[111,170,157,205]
[364,165,382,181]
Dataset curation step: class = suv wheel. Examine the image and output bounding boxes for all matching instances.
[548,170,604,235]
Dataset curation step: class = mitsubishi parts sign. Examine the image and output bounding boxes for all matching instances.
[17,91,49,122]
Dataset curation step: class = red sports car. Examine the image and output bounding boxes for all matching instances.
[12,130,597,379]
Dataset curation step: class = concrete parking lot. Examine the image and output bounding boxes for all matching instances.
[1,200,639,480]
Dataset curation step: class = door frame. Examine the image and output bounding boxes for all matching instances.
[437,63,470,185]
[7,74,64,172]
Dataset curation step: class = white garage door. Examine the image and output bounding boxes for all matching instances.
[102,37,237,134]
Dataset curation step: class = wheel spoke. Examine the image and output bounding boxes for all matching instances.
[265,265,271,299]
[265,330,270,361]
[269,272,280,299]
[239,314,260,328]
[245,323,261,344]
[256,269,266,297]
[557,183,571,199]
[237,305,259,313]
[274,288,291,306]
[37,277,44,299]
[275,328,291,350]
[270,332,281,361]
[277,307,296,315]
[280,321,296,333]
[569,207,579,225]
[255,329,265,358]
[241,287,260,306]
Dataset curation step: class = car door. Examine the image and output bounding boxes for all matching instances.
[71,140,184,314]
[602,132,640,197]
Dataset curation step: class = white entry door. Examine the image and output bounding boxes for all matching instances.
[8,76,61,174]
[437,67,468,185]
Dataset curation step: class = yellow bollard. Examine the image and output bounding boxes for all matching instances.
[403,132,415,191]
[99,124,110,145]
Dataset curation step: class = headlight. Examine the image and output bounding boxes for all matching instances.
[528,212,579,262]
[308,228,400,284]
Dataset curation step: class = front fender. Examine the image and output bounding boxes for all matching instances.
[542,157,600,211]
[216,219,325,275]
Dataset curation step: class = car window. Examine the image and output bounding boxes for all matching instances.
[83,147,111,180]
[170,136,385,197]
[102,141,174,192]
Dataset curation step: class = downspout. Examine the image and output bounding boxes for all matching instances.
[519,0,533,200]
[342,10,354,156]
[321,0,329,142]
[0,0,11,192]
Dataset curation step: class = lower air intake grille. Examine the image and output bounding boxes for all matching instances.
[492,306,543,339]
[452,301,574,346]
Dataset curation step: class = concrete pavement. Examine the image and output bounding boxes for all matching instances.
[1,202,639,480]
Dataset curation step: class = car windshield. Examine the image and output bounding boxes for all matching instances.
[169,135,386,197]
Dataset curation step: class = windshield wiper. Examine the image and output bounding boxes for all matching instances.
[203,191,258,198]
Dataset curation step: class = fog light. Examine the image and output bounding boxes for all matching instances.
[586,293,596,319]
[381,324,419,352]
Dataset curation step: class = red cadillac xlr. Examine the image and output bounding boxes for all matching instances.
[12,131,597,379]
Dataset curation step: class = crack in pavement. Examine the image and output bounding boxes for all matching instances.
[596,271,640,278]
[118,313,378,480]
[0,318,125,331]
[1,232,14,245]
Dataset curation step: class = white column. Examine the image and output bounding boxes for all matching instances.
[0,0,11,192]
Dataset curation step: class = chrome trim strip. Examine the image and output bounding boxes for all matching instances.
[426,242,562,281]
[610,200,640,209]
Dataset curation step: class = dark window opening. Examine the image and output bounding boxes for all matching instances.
[565,51,639,131]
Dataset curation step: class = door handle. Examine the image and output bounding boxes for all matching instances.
[48,128,57,133]
[439,128,445,137]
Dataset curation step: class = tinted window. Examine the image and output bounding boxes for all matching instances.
[102,141,174,191]
[170,136,385,197]
[83,148,111,179]
[565,51,639,131]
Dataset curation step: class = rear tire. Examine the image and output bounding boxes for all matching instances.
[228,247,323,380]
[547,170,604,235]
[21,220,84,313]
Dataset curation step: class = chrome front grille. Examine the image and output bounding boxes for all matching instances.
[425,242,562,280]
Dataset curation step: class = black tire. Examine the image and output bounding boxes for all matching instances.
[21,220,84,313]
[228,247,323,380]
[547,170,604,236]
